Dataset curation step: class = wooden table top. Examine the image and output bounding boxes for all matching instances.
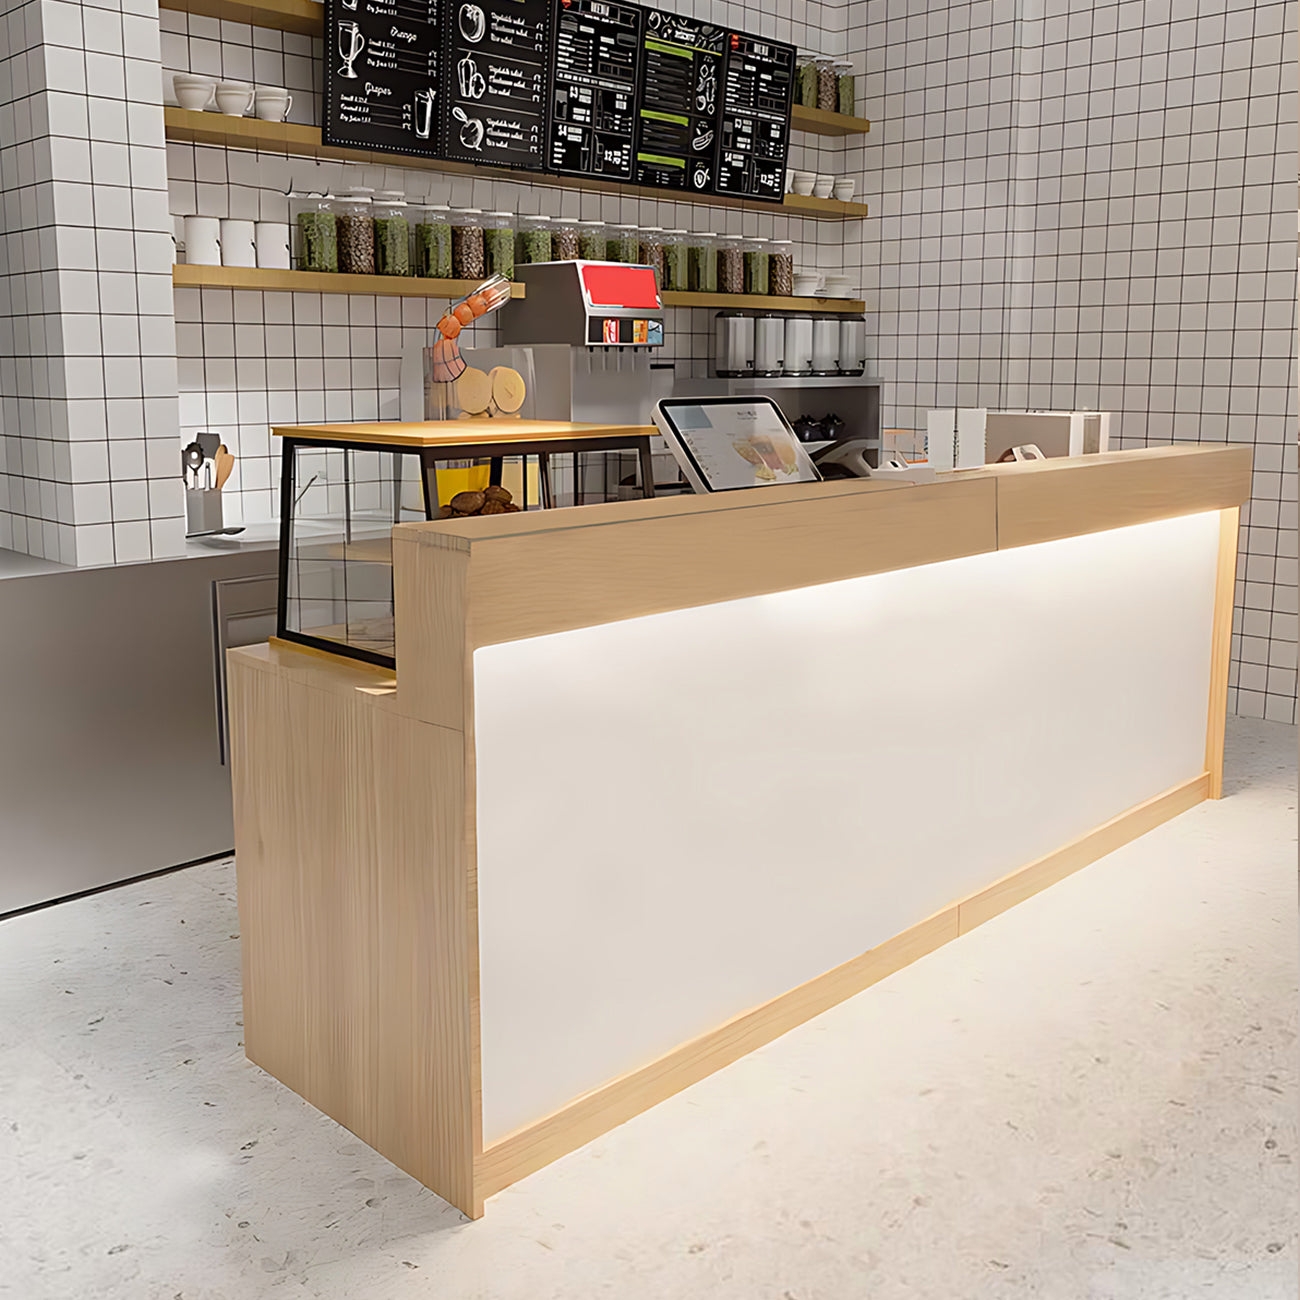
[272,420,656,448]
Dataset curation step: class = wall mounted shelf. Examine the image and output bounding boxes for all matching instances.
[164,110,870,220]
[790,105,871,137]
[172,264,527,298]
[661,290,864,313]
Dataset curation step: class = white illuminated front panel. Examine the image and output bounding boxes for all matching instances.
[473,511,1222,1142]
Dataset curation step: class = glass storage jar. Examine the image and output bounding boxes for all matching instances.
[815,57,837,112]
[517,214,553,264]
[769,239,794,297]
[336,188,375,275]
[662,229,688,291]
[835,60,855,116]
[718,236,744,294]
[607,223,639,262]
[414,203,452,279]
[743,237,770,295]
[450,208,485,279]
[484,211,515,279]
[639,227,665,281]
[578,219,606,260]
[372,191,411,276]
[797,55,818,108]
[687,232,716,292]
[293,193,337,273]
[553,218,580,260]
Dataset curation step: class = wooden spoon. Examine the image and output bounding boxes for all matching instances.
[214,446,236,490]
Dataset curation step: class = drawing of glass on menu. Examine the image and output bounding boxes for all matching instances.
[547,0,643,181]
[712,31,794,202]
[631,9,724,194]
[323,0,443,156]
[441,0,552,168]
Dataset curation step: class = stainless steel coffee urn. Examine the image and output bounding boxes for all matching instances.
[838,314,866,376]
[714,312,755,377]
[782,314,813,375]
[811,315,840,376]
[754,314,784,377]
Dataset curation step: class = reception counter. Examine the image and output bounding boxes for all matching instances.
[229,443,1250,1218]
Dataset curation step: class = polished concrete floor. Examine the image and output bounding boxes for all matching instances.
[1,719,1295,1299]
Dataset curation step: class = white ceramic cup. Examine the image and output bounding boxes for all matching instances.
[812,175,834,199]
[255,221,291,269]
[215,81,255,116]
[254,87,292,121]
[785,168,795,193]
[792,173,815,196]
[184,216,221,266]
[173,74,215,111]
[220,218,256,267]
[832,178,856,202]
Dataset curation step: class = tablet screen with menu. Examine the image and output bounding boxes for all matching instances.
[653,397,821,493]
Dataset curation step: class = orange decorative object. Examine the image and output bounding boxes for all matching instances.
[429,274,512,385]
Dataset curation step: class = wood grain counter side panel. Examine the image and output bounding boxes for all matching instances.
[462,476,997,649]
[993,444,1254,549]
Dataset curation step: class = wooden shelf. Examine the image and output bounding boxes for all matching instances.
[172,263,526,298]
[662,290,864,313]
[163,109,870,221]
[159,0,322,35]
[790,104,871,137]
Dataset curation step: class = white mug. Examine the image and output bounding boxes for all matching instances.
[255,221,290,269]
[183,216,221,266]
[215,81,255,116]
[254,87,292,122]
[220,218,256,267]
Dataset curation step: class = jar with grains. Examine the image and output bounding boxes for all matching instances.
[336,189,375,275]
[639,227,665,281]
[450,208,485,280]
[414,203,452,279]
[517,214,553,264]
[372,191,411,276]
[484,211,515,279]
[607,223,639,262]
[835,61,855,116]
[662,229,688,291]
[293,193,337,273]
[687,232,716,293]
[769,239,794,297]
[578,220,606,260]
[743,237,770,296]
[815,57,837,112]
[797,56,818,108]
[718,236,744,294]
[553,218,580,260]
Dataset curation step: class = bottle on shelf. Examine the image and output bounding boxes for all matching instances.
[718,236,744,294]
[414,203,452,279]
[517,214,553,264]
[372,191,411,277]
[769,240,795,297]
[578,219,606,260]
[743,237,770,295]
[815,57,837,112]
[796,54,818,108]
[484,211,515,279]
[834,61,856,116]
[553,218,581,261]
[292,193,337,273]
[450,208,485,279]
[662,229,689,292]
[607,223,639,263]
[687,233,717,293]
[336,188,375,275]
[639,227,665,282]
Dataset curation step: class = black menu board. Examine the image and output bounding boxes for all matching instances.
[322,0,444,156]
[547,0,643,181]
[631,9,724,194]
[712,32,794,201]
[441,0,552,168]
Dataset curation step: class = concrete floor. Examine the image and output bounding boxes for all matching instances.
[0,718,1295,1299]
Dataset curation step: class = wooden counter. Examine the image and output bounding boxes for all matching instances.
[230,444,1250,1218]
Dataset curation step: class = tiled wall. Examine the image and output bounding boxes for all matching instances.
[160,5,864,526]
[851,0,1298,723]
[0,0,184,566]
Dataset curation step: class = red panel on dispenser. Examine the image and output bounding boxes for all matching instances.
[580,264,661,309]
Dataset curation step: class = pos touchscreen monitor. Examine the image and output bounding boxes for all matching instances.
[652,397,822,494]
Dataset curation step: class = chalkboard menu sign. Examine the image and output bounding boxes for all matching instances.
[323,0,444,155]
[631,9,723,194]
[547,0,643,182]
[322,0,794,202]
[443,0,552,168]
[713,32,794,200]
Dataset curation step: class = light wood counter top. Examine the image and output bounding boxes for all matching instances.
[271,420,657,448]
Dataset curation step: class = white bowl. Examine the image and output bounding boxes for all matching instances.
[791,171,816,195]
[812,176,834,199]
[173,73,215,111]
[832,179,856,201]
[792,274,821,297]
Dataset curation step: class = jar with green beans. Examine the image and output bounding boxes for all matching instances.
[661,229,688,291]
[293,194,337,273]
[687,233,716,292]
[797,56,818,108]
[743,237,770,295]
[607,223,639,262]
[337,189,375,275]
[373,192,411,276]
[639,227,665,281]
[835,61,855,116]
[414,203,452,279]
[484,211,515,279]
[450,208,485,280]
[517,214,553,264]
[578,220,606,259]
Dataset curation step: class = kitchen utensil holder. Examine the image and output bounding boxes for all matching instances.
[186,488,225,536]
